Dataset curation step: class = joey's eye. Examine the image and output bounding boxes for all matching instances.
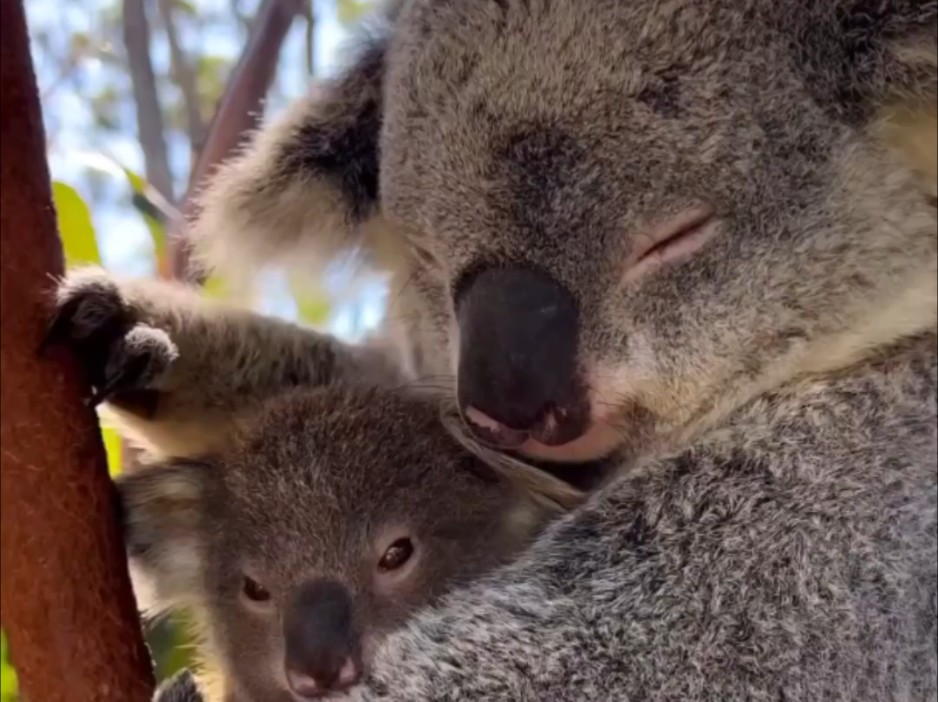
[378,538,414,572]
[242,576,271,602]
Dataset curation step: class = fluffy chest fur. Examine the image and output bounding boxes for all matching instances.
[354,335,937,701]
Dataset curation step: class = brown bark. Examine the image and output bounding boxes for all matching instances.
[170,0,306,281]
[0,1,156,700]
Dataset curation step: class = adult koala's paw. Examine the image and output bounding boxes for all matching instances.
[152,670,206,702]
[44,267,178,407]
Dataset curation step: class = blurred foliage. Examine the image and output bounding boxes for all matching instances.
[53,181,102,266]
[289,272,332,326]
[0,632,17,702]
[336,0,372,25]
[123,166,170,276]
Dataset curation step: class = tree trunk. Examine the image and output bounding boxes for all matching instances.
[0,1,156,700]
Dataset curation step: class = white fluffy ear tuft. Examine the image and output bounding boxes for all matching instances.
[187,27,403,289]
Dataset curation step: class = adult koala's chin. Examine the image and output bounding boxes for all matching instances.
[192,0,936,468]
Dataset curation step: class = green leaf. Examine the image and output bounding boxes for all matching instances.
[288,275,331,326]
[1,629,19,701]
[123,167,146,193]
[336,0,374,26]
[52,182,101,268]
[102,426,123,477]
[201,273,230,300]
[67,153,170,275]
[173,0,198,16]
[295,294,331,326]
[122,167,168,267]
[147,613,198,682]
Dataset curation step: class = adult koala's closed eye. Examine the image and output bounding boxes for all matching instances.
[191,0,936,467]
[123,386,579,702]
[179,1,938,700]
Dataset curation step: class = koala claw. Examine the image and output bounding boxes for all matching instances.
[44,270,178,404]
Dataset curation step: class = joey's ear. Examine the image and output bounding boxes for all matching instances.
[116,460,211,615]
[190,13,397,285]
[500,455,587,517]
[495,456,587,544]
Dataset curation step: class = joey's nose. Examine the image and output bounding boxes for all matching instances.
[456,266,588,447]
[283,579,362,697]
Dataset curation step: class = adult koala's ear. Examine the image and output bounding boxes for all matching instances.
[190,6,401,284]
[798,1,937,193]
[116,460,211,616]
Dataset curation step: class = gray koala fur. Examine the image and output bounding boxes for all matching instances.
[148,336,938,702]
[349,334,937,701]
[46,267,407,458]
[48,269,582,701]
[65,0,938,699]
[118,386,576,701]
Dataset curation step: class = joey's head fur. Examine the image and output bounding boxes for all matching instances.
[120,386,577,701]
[193,0,938,464]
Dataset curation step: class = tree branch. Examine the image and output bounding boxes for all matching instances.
[228,0,254,38]
[0,1,155,699]
[157,0,205,159]
[302,0,316,77]
[170,0,306,281]
[123,0,175,202]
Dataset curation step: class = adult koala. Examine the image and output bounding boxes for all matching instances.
[134,0,938,699]
[192,0,937,464]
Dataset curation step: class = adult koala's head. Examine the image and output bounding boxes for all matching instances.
[194,0,937,463]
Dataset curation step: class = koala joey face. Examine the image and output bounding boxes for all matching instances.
[119,387,568,700]
[379,1,937,462]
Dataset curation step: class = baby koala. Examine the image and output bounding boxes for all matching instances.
[121,384,580,702]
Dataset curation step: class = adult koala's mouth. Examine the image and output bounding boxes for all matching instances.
[516,422,627,463]
[463,385,590,450]
[464,405,625,464]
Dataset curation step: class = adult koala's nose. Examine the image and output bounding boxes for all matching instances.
[283,579,362,698]
[456,266,589,448]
